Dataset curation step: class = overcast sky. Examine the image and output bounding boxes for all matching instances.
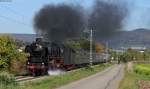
[0,0,150,34]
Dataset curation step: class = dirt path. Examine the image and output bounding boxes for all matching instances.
[57,64,125,89]
[127,62,133,72]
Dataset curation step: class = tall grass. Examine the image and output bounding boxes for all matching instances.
[0,71,16,85]
[119,70,138,89]
[0,71,19,89]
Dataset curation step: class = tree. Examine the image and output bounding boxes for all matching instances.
[80,39,96,51]
[142,50,150,61]
[119,48,150,62]
[0,35,27,73]
[15,39,30,47]
[108,49,118,61]
[95,43,105,53]
[64,40,81,50]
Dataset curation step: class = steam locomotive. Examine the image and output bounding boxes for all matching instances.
[25,38,109,76]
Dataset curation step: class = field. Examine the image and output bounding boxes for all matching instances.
[0,64,112,89]
[119,63,150,89]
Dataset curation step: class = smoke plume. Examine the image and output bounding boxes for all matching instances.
[88,0,127,40]
[34,1,127,43]
[34,4,84,43]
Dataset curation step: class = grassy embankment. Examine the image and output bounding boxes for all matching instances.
[119,63,150,89]
[0,63,112,89]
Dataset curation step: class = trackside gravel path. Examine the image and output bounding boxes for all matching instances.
[57,64,124,89]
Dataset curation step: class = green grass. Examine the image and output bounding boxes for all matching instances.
[119,63,150,89]
[134,64,150,75]
[119,70,138,89]
[0,64,112,89]
[0,71,21,89]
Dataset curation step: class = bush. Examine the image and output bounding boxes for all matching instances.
[0,71,16,85]
[134,64,150,75]
[0,35,28,74]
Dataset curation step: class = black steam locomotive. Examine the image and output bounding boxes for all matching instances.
[25,38,109,76]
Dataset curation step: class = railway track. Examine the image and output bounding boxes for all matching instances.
[15,69,78,82]
[15,64,106,82]
[15,76,36,82]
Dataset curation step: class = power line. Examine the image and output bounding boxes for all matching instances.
[0,15,32,28]
[0,5,33,28]
[0,5,26,19]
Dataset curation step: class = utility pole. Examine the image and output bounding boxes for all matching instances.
[90,29,93,66]
[105,42,109,62]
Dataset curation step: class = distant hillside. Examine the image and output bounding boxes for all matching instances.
[1,28,150,48]
[10,34,36,42]
[0,33,36,42]
[105,28,150,48]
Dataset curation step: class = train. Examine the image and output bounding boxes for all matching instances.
[25,38,109,76]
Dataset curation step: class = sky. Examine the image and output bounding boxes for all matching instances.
[0,0,150,34]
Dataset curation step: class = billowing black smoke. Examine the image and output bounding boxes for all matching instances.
[34,4,84,43]
[88,0,127,40]
[34,1,127,43]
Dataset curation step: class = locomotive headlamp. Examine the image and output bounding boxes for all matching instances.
[27,62,30,65]
[42,62,44,65]
[39,45,42,49]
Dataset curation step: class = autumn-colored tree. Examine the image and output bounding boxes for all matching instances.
[0,35,27,74]
[95,43,105,53]
[119,48,150,62]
